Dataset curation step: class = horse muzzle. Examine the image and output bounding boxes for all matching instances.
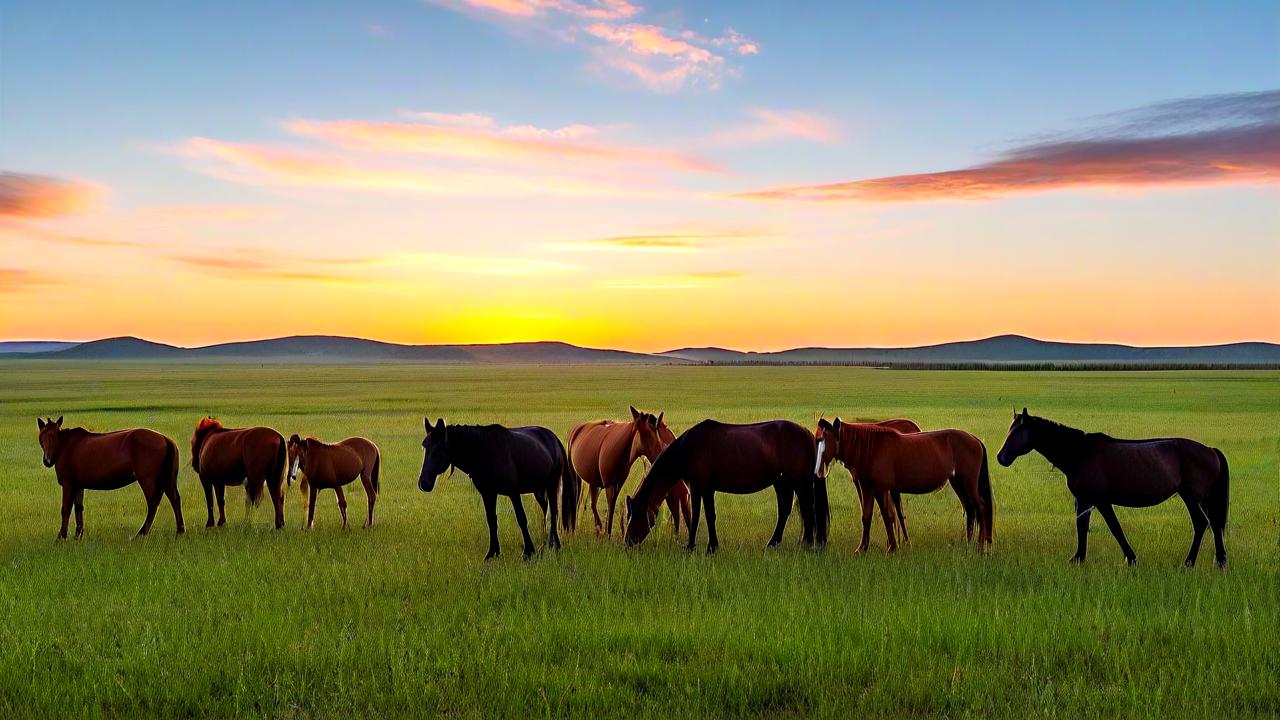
[996,451,1013,467]
[42,457,54,468]
[418,475,438,493]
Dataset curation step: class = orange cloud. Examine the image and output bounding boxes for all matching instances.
[600,270,744,289]
[586,23,728,92]
[0,220,141,248]
[180,137,658,197]
[740,91,1280,203]
[551,228,785,253]
[166,252,371,284]
[0,268,58,293]
[709,108,840,147]
[0,172,104,218]
[285,116,716,172]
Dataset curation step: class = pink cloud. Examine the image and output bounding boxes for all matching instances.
[0,267,58,293]
[585,23,727,92]
[709,109,840,147]
[429,0,639,20]
[0,172,104,219]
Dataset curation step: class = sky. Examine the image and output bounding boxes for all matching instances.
[1,0,1277,351]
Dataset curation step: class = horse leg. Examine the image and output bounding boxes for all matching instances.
[510,495,536,560]
[605,484,620,537]
[306,485,318,529]
[133,483,162,539]
[855,485,874,554]
[685,490,702,553]
[1071,497,1092,563]
[73,489,85,540]
[892,491,909,545]
[795,482,815,547]
[878,492,898,553]
[336,486,349,530]
[767,484,793,547]
[362,474,376,528]
[57,482,73,540]
[202,479,215,528]
[703,490,718,555]
[1096,503,1136,565]
[164,481,184,536]
[1179,492,1208,568]
[482,492,501,560]
[270,478,286,530]
[589,485,603,534]
[949,477,974,542]
[664,493,681,534]
[546,476,561,551]
[214,484,227,526]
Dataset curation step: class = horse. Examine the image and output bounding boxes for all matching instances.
[190,417,288,529]
[286,434,381,529]
[623,419,826,554]
[36,416,184,540]
[815,418,922,544]
[997,409,1229,567]
[417,418,578,560]
[815,418,991,554]
[568,406,691,536]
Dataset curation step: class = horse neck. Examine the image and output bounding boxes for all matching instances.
[447,426,486,476]
[838,425,882,474]
[636,443,681,513]
[1031,421,1087,473]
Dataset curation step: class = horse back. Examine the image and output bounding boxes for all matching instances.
[310,437,375,485]
[63,428,171,489]
[684,419,813,491]
[879,428,983,484]
[568,420,632,485]
[200,426,283,480]
[1080,435,1215,505]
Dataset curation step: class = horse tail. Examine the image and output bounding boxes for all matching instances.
[977,443,994,540]
[559,440,579,533]
[248,437,284,507]
[371,451,381,495]
[163,438,180,495]
[1209,448,1230,531]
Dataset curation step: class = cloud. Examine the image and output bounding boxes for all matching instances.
[709,108,840,147]
[550,228,785,253]
[139,205,275,222]
[0,172,104,219]
[738,90,1280,203]
[600,270,744,289]
[0,220,142,248]
[585,23,732,93]
[166,251,374,284]
[0,268,58,293]
[429,0,639,20]
[180,137,660,197]
[397,252,577,275]
[285,116,716,172]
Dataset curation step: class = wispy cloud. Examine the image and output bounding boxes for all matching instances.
[285,115,716,172]
[0,220,142,248]
[709,108,839,147]
[428,0,756,93]
[550,227,785,253]
[0,172,104,218]
[180,137,658,197]
[600,270,744,289]
[0,268,59,293]
[397,252,577,275]
[738,90,1280,203]
[166,250,375,283]
[139,205,275,222]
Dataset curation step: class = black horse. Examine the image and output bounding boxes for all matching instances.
[997,409,1229,568]
[418,418,578,560]
[623,419,827,553]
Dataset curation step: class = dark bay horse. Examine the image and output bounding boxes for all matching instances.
[37,417,183,539]
[287,434,381,529]
[623,419,826,553]
[815,418,991,554]
[418,418,578,560]
[816,418,921,544]
[997,409,1229,567]
[191,417,288,529]
[568,406,690,536]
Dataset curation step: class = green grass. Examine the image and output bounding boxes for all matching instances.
[1,363,1276,719]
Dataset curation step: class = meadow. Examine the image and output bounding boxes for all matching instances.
[0,362,1276,719]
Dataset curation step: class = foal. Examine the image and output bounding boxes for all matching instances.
[287,434,381,529]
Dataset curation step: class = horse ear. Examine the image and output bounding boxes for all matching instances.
[1021,407,1028,417]
[833,417,842,429]
[55,416,63,427]
[424,417,431,432]
[37,418,45,429]
[817,418,830,430]
[630,405,640,421]
[435,418,445,431]
[657,412,664,425]
[289,434,301,444]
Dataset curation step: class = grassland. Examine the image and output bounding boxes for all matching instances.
[0,363,1276,719]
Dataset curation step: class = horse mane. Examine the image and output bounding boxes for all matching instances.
[195,417,224,434]
[836,422,897,473]
[1025,414,1087,440]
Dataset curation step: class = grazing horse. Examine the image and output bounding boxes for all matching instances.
[191,417,288,529]
[417,418,578,560]
[36,417,184,539]
[624,420,826,553]
[286,434,381,529]
[997,409,1229,567]
[816,418,922,544]
[569,406,690,536]
[815,418,992,553]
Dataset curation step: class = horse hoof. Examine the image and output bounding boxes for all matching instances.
[1125,556,1137,566]
[1069,555,1085,564]
[1216,558,1228,570]
[484,551,500,561]
[217,519,226,527]
[706,546,718,556]
[205,520,215,528]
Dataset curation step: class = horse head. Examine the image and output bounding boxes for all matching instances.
[190,416,223,471]
[36,416,64,468]
[418,417,450,492]
[630,406,665,463]
[997,408,1033,467]
[814,417,842,478]
[286,434,307,486]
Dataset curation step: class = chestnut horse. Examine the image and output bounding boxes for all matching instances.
[624,419,826,553]
[287,434,381,529]
[997,409,1229,567]
[418,418,578,560]
[569,406,691,536]
[36,417,183,539]
[815,418,991,553]
[816,418,922,544]
[191,417,288,529]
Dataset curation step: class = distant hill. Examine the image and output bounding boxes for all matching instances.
[660,334,1280,366]
[2,333,1277,366]
[0,341,80,354]
[7,335,678,364]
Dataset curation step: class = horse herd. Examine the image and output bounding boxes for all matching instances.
[35,406,1231,567]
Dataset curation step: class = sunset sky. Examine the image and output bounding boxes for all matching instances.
[2,1,1277,351]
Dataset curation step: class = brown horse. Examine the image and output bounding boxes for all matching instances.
[624,419,826,553]
[816,418,922,544]
[287,434,381,529]
[997,409,1229,567]
[191,417,288,529]
[815,418,992,553]
[36,417,184,540]
[569,406,690,536]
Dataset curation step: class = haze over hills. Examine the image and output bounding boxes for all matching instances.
[1,334,1278,366]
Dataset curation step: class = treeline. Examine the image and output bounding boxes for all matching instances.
[691,361,1280,371]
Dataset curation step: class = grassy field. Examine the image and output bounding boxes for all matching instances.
[0,363,1276,719]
